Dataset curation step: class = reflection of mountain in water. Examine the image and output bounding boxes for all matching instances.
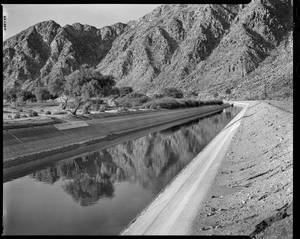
[31,108,237,206]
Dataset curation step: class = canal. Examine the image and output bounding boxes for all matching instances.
[3,107,241,235]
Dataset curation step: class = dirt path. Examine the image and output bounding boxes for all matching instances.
[191,101,293,238]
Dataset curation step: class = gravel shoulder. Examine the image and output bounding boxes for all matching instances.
[191,101,293,238]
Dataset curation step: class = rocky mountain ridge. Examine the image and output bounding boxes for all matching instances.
[3,20,127,91]
[3,0,293,99]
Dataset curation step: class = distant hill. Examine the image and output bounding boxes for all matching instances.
[3,0,293,99]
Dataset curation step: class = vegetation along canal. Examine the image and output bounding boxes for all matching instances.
[3,107,241,235]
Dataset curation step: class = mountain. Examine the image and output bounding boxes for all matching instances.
[3,0,293,99]
[3,20,127,91]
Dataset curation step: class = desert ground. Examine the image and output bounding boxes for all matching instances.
[191,100,293,238]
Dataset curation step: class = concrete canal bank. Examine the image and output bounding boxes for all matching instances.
[122,101,292,237]
[121,102,248,235]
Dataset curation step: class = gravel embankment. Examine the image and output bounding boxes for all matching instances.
[191,101,293,238]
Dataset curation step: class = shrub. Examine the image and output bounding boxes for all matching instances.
[82,103,91,114]
[116,92,150,107]
[3,88,17,103]
[14,90,36,103]
[186,90,198,98]
[13,112,21,119]
[35,87,52,102]
[142,98,223,109]
[89,99,104,111]
[29,110,38,117]
[143,97,179,109]
[52,111,67,115]
[152,93,164,99]
[119,86,133,97]
[109,87,120,97]
[160,87,184,98]
[99,105,106,112]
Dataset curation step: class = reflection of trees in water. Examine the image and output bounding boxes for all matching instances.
[105,108,238,193]
[60,151,119,206]
[32,167,59,184]
[31,107,238,204]
[62,174,114,206]
[31,151,124,206]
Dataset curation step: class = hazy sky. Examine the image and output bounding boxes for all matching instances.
[2,4,160,40]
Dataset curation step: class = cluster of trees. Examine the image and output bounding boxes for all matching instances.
[46,66,140,114]
[3,87,56,103]
[4,65,118,115]
[159,87,184,98]
[4,64,206,115]
[62,66,116,115]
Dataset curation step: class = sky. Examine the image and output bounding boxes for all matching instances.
[2,4,160,40]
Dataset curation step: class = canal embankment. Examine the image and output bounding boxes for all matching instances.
[3,104,230,181]
[121,101,292,237]
[191,101,293,238]
[121,101,247,235]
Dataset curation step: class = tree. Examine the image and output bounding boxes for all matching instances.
[4,80,22,103]
[3,88,17,103]
[17,90,36,102]
[17,90,32,103]
[109,87,120,97]
[48,72,65,97]
[65,66,115,115]
[47,71,69,109]
[160,87,183,98]
[119,86,133,97]
[34,87,51,102]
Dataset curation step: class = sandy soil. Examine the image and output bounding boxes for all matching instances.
[191,101,293,238]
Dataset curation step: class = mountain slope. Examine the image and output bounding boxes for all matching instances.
[3,0,293,99]
[97,0,292,98]
[3,20,127,91]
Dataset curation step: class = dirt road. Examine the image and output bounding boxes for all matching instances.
[191,101,293,238]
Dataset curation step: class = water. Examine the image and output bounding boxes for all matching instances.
[3,107,241,235]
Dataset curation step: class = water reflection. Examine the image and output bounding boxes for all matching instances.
[29,107,240,206]
[4,107,241,235]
